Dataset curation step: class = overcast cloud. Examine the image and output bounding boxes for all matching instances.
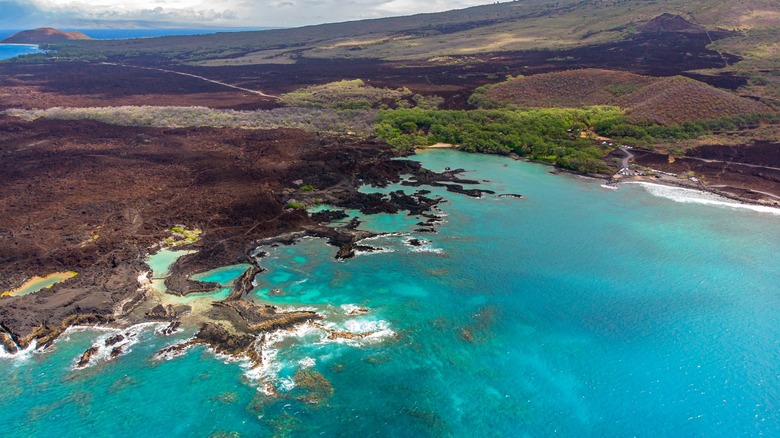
[0,0,496,28]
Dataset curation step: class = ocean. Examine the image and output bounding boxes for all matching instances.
[0,43,43,60]
[0,28,271,61]
[1,150,778,436]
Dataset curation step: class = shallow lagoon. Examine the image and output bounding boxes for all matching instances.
[1,272,78,297]
[1,150,778,436]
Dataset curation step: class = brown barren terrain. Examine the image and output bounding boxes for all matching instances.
[2,28,92,44]
[0,115,435,350]
[483,70,773,124]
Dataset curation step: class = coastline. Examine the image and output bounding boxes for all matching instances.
[0,140,479,360]
[511,150,780,209]
[0,139,777,371]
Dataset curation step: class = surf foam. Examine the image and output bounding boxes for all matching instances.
[628,182,780,215]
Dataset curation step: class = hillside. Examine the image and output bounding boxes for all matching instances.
[15,0,775,106]
[36,0,779,63]
[1,28,91,44]
[617,76,772,124]
[478,69,774,124]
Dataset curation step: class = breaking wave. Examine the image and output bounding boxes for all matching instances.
[628,182,780,215]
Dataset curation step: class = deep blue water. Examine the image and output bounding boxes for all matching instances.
[1,151,778,436]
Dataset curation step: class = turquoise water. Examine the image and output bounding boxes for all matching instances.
[146,249,197,279]
[0,44,43,60]
[192,264,251,285]
[2,150,779,436]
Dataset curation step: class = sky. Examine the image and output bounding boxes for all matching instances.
[0,0,497,29]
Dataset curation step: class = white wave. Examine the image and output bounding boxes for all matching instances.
[274,305,321,313]
[408,244,444,254]
[353,246,395,257]
[298,357,316,368]
[0,340,38,362]
[278,376,296,392]
[600,184,618,190]
[154,324,182,337]
[341,304,369,316]
[358,232,409,243]
[70,322,166,370]
[627,182,780,215]
[244,315,396,389]
[246,322,326,385]
[153,340,195,361]
[321,318,397,346]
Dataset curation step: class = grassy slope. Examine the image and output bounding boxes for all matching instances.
[479,70,774,124]
[43,0,780,64]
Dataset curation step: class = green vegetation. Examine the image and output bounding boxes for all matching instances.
[164,226,202,247]
[376,107,780,173]
[604,83,643,97]
[708,27,780,105]
[594,112,780,143]
[4,106,377,136]
[299,184,315,192]
[376,107,622,174]
[278,79,442,110]
[286,201,306,209]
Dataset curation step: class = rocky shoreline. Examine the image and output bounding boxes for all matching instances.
[0,117,485,368]
[2,115,775,370]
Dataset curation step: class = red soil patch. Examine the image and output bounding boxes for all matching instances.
[483,69,655,107]
[2,28,91,44]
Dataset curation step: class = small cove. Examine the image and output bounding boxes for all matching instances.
[0,44,43,60]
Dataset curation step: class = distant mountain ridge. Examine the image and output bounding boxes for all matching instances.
[1,28,91,44]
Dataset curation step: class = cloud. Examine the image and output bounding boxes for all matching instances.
[0,0,496,28]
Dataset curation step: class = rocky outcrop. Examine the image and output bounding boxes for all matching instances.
[194,323,260,362]
[0,330,19,354]
[155,299,321,366]
[158,321,181,336]
[104,334,125,347]
[209,300,320,334]
[145,304,178,321]
[18,313,111,350]
[76,346,100,368]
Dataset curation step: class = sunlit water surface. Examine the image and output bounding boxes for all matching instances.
[1,150,778,437]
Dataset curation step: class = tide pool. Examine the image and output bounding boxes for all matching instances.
[146,249,197,279]
[1,272,78,297]
[1,150,778,437]
[192,264,251,285]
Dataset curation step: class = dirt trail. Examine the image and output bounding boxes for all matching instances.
[683,155,780,172]
[100,62,279,99]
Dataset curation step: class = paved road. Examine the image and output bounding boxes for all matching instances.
[619,146,634,168]
[101,62,278,98]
